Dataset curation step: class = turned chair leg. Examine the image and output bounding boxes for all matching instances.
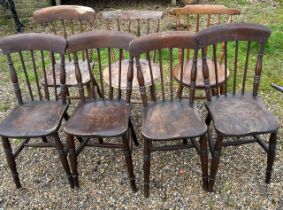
[266,132,277,183]
[199,134,209,191]
[208,134,223,192]
[144,138,151,198]
[2,137,21,188]
[122,133,137,192]
[67,134,79,187]
[53,133,74,188]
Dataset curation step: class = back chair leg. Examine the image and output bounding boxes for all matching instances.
[67,134,79,187]
[266,131,277,183]
[53,133,74,188]
[122,133,137,192]
[144,138,151,198]
[208,134,223,192]
[199,134,209,191]
[2,137,21,188]
[129,120,139,146]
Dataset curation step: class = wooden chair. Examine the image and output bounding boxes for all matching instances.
[33,5,98,100]
[198,23,280,191]
[64,31,138,191]
[101,10,163,93]
[170,5,241,98]
[0,33,73,188]
[129,31,209,197]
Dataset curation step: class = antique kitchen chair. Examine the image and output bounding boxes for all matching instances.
[0,33,73,188]
[198,23,280,191]
[129,31,208,197]
[33,5,99,100]
[101,10,164,98]
[64,30,138,191]
[170,5,241,98]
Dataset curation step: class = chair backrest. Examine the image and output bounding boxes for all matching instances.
[197,23,271,101]
[67,30,136,103]
[101,10,163,37]
[129,31,199,107]
[0,33,67,104]
[171,5,240,63]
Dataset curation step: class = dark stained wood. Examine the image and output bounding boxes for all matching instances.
[64,100,130,137]
[198,23,279,192]
[142,101,207,140]
[206,94,280,136]
[173,59,229,88]
[65,30,137,191]
[0,33,73,188]
[130,31,208,197]
[103,59,160,89]
[0,101,68,138]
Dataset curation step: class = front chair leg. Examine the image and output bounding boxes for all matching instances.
[208,134,223,192]
[121,133,137,192]
[199,134,209,191]
[2,137,21,188]
[144,138,151,198]
[266,132,277,183]
[67,134,79,187]
[52,133,74,188]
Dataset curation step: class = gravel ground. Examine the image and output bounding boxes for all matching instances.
[0,1,283,209]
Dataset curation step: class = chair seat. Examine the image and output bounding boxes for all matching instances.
[0,101,68,138]
[206,94,280,136]
[43,60,91,87]
[64,100,131,137]
[173,59,229,88]
[142,100,207,140]
[103,59,160,89]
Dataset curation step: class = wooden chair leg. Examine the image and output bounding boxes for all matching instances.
[208,134,223,192]
[266,132,277,184]
[122,133,137,192]
[42,137,48,143]
[144,138,151,198]
[86,82,93,98]
[53,133,74,188]
[199,134,209,191]
[63,112,69,121]
[67,134,79,187]
[129,120,139,146]
[220,85,225,95]
[2,137,21,188]
[176,84,184,99]
[182,138,188,145]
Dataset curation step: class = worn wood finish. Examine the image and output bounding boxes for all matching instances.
[129,31,208,197]
[0,33,73,188]
[101,10,163,91]
[170,5,240,96]
[198,23,279,192]
[33,5,96,100]
[173,59,229,88]
[103,59,160,89]
[65,31,137,191]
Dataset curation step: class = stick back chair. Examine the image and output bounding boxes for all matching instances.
[33,5,98,100]
[101,10,164,94]
[64,31,138,191]
[170,5,241,98]
[129,31,208,197]
[0,33,73,188]
[198,23,280,191]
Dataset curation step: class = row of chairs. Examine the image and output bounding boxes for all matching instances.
[0,23,279,198]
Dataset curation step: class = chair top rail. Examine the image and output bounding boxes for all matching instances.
[0,33,66,54]
[102,10,163,20]
[129,31,197,56]
[170,5,241,15]
[67,30,136,52]
[197,23,271,47]
[33,5,95,23]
